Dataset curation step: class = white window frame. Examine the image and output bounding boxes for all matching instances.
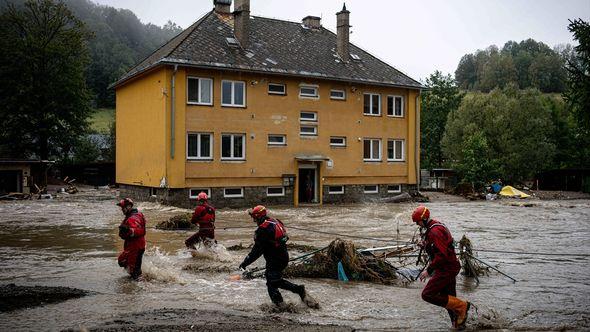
[223,187,244,198]
[387,139,405,161]
[187,77,213,105]
[363,93,381,116]
[221,80,246,107]
[364,185,379,194]
[330,136,346,147]
[387,185,402,193]
[187,132,213,160]
[300,125,318,136]
[330,89,346,100]
[189,188,211,199]
[299,84,319,99]
[221,133,246,160]
[268,134,286,146]
[268,83,286,95]
[328,185,344,194]
[300,111,318,122]
[387,95,404,117]
[266,186,285,197]
[363,138,382,162]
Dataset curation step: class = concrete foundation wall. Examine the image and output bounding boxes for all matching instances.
[119,183,415,208]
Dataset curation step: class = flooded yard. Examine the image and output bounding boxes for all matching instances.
[0,188,589,331]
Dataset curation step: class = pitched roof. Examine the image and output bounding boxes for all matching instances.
[113,11,423,89]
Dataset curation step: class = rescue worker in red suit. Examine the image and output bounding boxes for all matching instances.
[239,205,319,310]
[185,192,216,249]
[117,198,146,280]
[412,205,471,330]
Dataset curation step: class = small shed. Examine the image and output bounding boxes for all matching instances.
[420,168,458,191]
[0,159,54,195]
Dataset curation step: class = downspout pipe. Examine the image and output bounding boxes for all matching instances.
[171,64,178,159]
[415,90,421,189]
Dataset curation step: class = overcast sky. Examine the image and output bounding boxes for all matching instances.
[93,0,589,82]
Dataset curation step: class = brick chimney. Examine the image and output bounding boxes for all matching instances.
[214,0,231,14]
[336,3,350,62]
[233,0,250,48]
[302,16,321,30]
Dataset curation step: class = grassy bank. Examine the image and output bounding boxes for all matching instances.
[89,108,114,133]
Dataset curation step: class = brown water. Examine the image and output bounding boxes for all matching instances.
[1,188,589,331]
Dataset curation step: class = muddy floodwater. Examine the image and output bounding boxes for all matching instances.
[1,188,589,331]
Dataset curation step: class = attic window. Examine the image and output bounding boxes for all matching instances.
[350,53,361,61]
[226,37,239,47]
[265,58,278,65]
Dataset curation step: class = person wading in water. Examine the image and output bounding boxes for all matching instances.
[412,205,471,329]
[117,198,147,280]
[239,205,319,310]
[185,192,216,249]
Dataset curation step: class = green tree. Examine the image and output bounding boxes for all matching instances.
[564,18,590,131]
[455,39,568,93]
[0,0,92,160]
[478,52,518,92]
[456,130,501,188]
[442,88,556,185]
[420,71,464,169]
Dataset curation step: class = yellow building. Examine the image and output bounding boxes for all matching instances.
[113,0,423,208]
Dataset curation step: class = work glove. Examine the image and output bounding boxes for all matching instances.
[118,225,130,239]
[239,262,247,271]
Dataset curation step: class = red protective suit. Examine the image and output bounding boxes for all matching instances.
[117,208,146,279]
[185,202,216,248]
[421,219,461,308]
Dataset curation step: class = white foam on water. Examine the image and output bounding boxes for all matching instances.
[141,247,188,285]
[189,241,234,262]
[136,201,191,213]
[470,304,509,330]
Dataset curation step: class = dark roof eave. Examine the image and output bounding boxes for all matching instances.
[111,59,427,90]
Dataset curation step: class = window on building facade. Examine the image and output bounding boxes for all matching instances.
[330,89,346,100]
[221,80,245,107]
[187,133,212,160]
[330,136,346,147]
[223,187,244,198]
[387,139,405,161]
[221,133,245,160]
[328,185,344,194]
[300,125,317,136]
[387,95,404,117]
[299,85,319,98]
[268,134,286,146]
[268,83,286,95]
[187,77,213,105]
[300,111,317,122]
[387,185,401,193]
[189,188,211,198]
[266,187,285,196]
[363,138,381,161]
[364,185,379,194]
[363,93,381,115]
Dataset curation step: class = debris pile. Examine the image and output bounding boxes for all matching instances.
[458,235,487,282]
[59,176,78,194]
[284,239,398,284]
[156,214,195,230]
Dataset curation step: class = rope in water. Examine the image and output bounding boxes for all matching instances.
[287,225,411,244]
[469,248,590,257]
[190,224,589,258]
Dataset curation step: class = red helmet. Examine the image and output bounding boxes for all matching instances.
[249,205,267,219]
[412,205,430,223]
[196,192,208,201]
[117,198,134,208]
